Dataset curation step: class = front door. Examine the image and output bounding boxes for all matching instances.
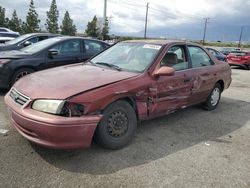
[45,39,83,68]
[148,45,193,118]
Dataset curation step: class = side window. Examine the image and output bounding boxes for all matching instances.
[208,49,216,56]
[84,40,104,54]
[161,45,188,71]
[52,40,81,55]
[27,37,38,43]
[188,46,212,68]
[38,36,48,41]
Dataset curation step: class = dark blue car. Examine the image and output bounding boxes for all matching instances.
[206,47,226,62]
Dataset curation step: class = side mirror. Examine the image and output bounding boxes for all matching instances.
[153,66,175,77]
[48,49,59,57]
[23,41,32,47]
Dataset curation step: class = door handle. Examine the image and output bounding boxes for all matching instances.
[184,78,192,83]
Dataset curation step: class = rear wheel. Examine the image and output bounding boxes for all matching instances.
[94,100,137,149]
[202,83,222,111]
[11,68,34,86]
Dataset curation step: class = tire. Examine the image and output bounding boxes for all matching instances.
[11,68,34,86]
[202,83,222,111]
[94,100,137,150]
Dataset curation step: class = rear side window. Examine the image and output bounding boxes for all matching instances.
[188,46,212,68]
[84,40,104,55]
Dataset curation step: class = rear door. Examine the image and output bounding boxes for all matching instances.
[45,39,83,68]
[186,45,217,105]
[148,44,193,117]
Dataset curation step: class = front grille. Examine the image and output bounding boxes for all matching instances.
[9,88,29,106]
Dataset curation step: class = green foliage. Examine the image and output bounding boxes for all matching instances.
[25,0,40,33]
[0,6,6,26]
[8,10,22,33]
[60,11,76,36]
[85,15,100,38]
[102,18,109,40]
[46,0,59,33]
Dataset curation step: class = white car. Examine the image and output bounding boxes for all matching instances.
[0,27,20,43]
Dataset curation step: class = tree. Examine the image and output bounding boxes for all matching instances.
[60,11,76,36]
[46,0,59,33]
[8,10,22,33]
[0,6,6,27]
[25,0,40,33]
[85,15,100,38]
[102,18,109,40]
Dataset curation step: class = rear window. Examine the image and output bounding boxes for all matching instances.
[229,52,247,56]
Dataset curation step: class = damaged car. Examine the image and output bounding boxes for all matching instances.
[4,40,231,149]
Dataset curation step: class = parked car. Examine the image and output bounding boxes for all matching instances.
[0,36,110,88]
[0,33,60,51]
[0,36,15,43]
[220,48,233,56]
[0,27,20,43]
[206,47,226,61]
[226,51,250,69]
[0,27,20,38]
[4,40,231,150]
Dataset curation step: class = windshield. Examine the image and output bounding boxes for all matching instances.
[91,42,162,72]
[5,34,32,45]
[20,38,62,54]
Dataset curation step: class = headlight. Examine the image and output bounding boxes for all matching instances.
[32,99,85,117]
[32,100,65,115]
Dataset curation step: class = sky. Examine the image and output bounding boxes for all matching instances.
[0,0,250,42]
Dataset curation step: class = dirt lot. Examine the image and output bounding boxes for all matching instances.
[1,68,250,188]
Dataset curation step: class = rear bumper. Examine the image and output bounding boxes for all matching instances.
[228,60,250,66]
[5,94,102,149]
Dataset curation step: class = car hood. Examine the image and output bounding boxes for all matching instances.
[14,64,139,99]
[0,50,31,59]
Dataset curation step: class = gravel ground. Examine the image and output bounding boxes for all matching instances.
[1,68,250,188]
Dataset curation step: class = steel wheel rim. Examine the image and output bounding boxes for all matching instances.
[15,71,31,82]
[107,110,129,138]
[211,87,220,106]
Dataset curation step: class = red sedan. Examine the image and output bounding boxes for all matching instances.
[226,51,250,70]
[4,40,231,149]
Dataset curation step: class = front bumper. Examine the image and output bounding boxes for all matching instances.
[0,65,12,89]
[5,93,102,149]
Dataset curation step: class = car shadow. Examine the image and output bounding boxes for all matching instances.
[32,97,250,175]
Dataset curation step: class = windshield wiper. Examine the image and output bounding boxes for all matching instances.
[83,60,96,66]
[95,62,122,71]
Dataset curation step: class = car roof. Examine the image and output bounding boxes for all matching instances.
[51,36,110,45]
[122,39,199,46]
[25,33,61,36]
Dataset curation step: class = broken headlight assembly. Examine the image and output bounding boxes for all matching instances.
[32,99,85,117]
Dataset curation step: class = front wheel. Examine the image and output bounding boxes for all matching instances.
[94,100,137,150]
[202,83,222,111]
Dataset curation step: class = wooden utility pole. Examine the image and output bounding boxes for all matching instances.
[202,17,209,45]
[144,2,149,39]
[238,26,244,48]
